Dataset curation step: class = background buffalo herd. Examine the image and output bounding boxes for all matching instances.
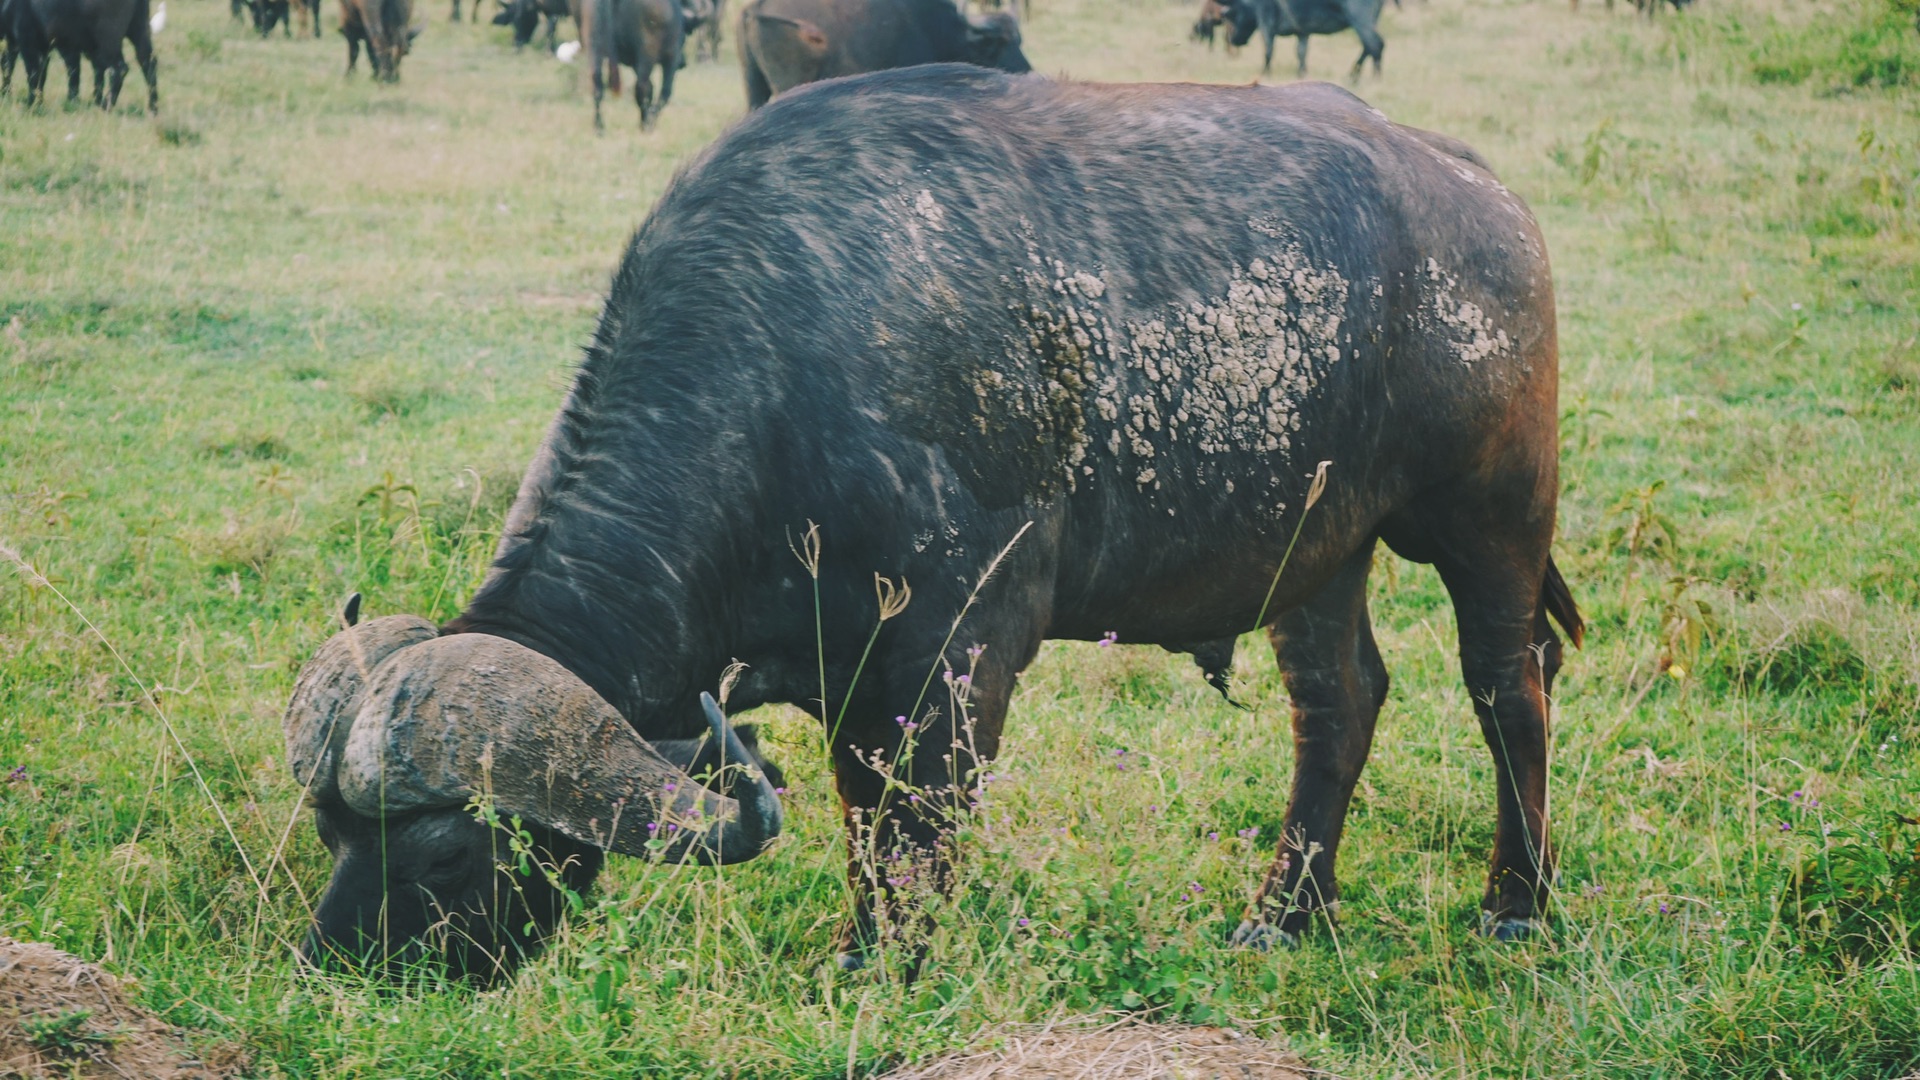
[0,0,1040,125]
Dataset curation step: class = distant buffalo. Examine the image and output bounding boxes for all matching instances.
[340,0,416,79]
[493,0,568,50]
[1218,0,1382,80]
[573,0,682,129]
[738,0,1026,109]
[5,0,157,110]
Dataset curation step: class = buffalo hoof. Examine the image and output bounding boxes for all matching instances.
[1229,919,1298,951]
[1483,914,1548,942]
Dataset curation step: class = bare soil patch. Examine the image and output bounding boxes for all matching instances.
[0,938,244,1080]
[886,1018,1324,1080]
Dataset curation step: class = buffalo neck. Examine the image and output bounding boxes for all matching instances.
[446,329,787,734]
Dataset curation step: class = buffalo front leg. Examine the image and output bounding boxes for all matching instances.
[1234,542,1387,948]
[1294,34,1307,77]
[828,641,1023,972]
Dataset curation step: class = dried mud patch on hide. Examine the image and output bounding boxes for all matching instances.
[885,1018,1323,1080]
[0,938,246,1079]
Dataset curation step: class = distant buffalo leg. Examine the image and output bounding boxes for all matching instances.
[344,29,360,74]
[1294,33,1307,77]
[653,50,674,120]
[633,61,652,129]
[59,44,80,101]
[1351,22,1383,80]
[591,59,605,130]
[23,44,49,105]
[97,45,128,109]
[131,16,158,112]
[2,42,16,94]
[1233,541,1387,947]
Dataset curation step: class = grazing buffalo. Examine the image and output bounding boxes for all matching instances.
[288,67,1581,981]
[493,0,568,50]
[340,0,415,80]
[738,0,1026,108]
[573,0,681,129]
[1221,0,1383,80]
[7,0,156,110]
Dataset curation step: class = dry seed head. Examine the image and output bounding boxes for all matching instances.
[875,574,912,621]
[788,520,823,579]
[717,659,748,707]
[1304,460,1332,511]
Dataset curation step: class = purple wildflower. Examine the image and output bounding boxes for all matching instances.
[955,674,971,687]
[6,766,24,783]
[1098,631,1118,648]
[1237,827,1259,841]
[646,822,659,832]
[1779,821,1792,832]
[1207,831,1219,841]
[1658,902,1670,915]
[967,644,986,660]
[1016,917,1030,927]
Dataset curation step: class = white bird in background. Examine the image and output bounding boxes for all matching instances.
[555,40,580,63]
[149,2,166,31]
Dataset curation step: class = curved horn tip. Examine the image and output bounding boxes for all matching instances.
[341,591,362,628]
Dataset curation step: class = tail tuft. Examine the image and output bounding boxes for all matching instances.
[1543,555,1584,649]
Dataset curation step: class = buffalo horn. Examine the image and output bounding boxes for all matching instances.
[283,611,440,806]
[336,633,782,864]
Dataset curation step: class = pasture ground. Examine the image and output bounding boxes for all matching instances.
[3,0,1919,1075]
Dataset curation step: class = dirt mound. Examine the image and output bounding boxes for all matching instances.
[887,1018,1324,1080]
[0,938,244,1079]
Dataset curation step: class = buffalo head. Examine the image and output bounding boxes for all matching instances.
[285,597,782,983]
[491,0,539,48]
[963,11,1030,74]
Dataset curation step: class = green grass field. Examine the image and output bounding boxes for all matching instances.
[3,0,1919,1074]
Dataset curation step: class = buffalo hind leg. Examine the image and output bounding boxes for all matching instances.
[1294,34,1307,77]
[1426,521,1561,938]
[1234,542,1387,948]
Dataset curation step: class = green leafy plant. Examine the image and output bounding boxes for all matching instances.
[1784,819,1920,960]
